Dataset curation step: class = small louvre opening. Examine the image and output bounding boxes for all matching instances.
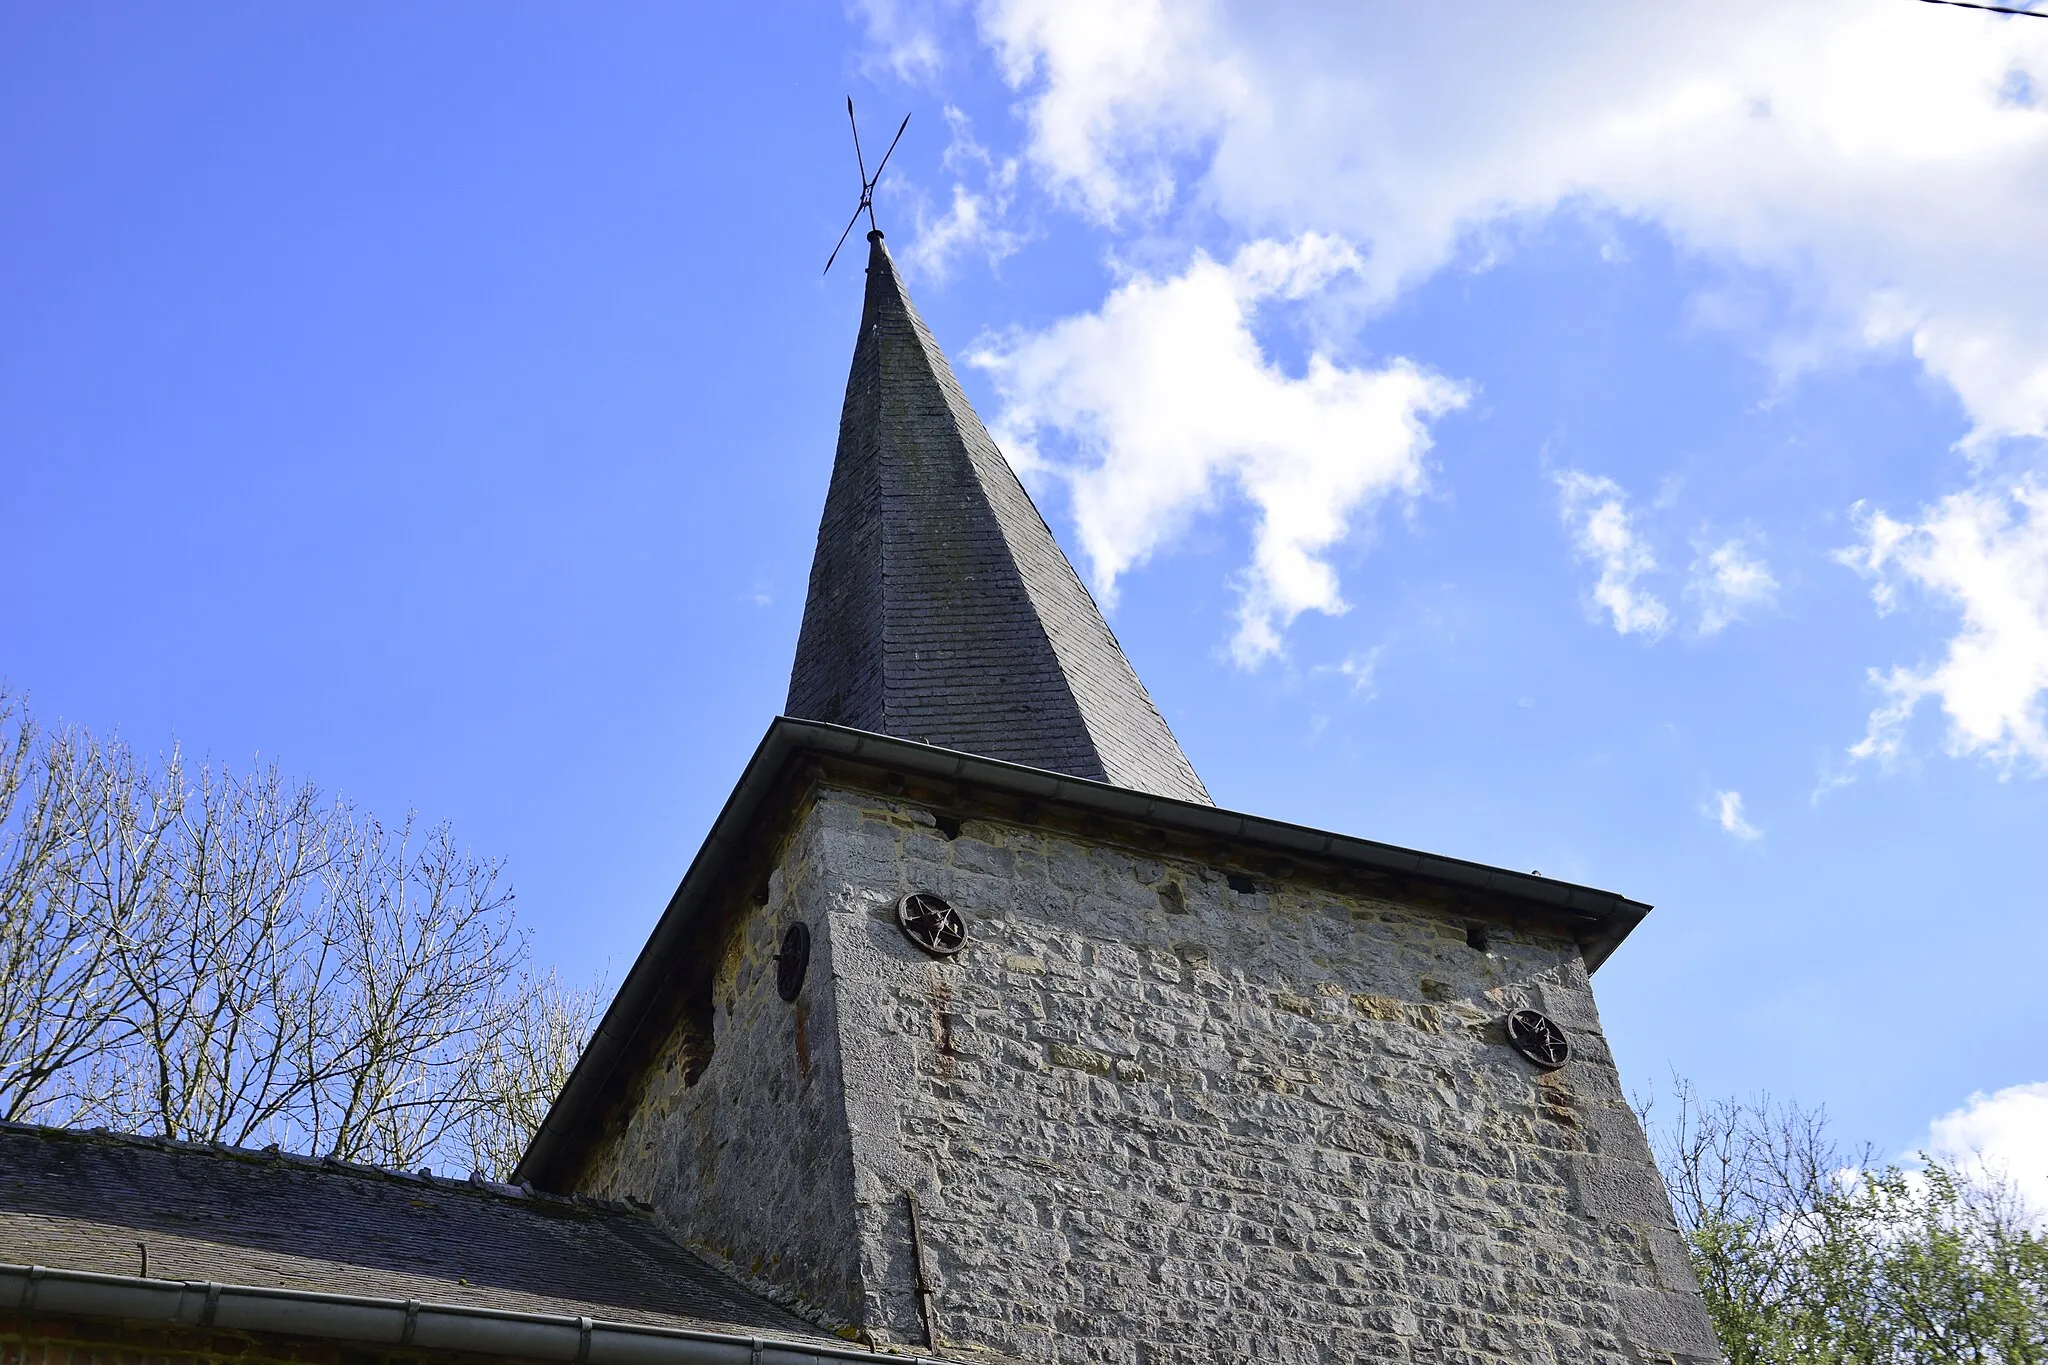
[1466,924,1491,953]
[673,977,715,1087]
[1226,873,1257,894]
[933,814,962,841]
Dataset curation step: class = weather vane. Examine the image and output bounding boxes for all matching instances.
[824,98,910,275]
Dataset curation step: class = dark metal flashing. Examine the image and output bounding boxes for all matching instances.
[514,717,1652,1191]
[0,1263,952,1365]
[0,1118,600,1208]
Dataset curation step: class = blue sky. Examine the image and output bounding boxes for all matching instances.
[4,2,2045,1199]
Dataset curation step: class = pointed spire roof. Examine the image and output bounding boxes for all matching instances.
[787,233,1211,804]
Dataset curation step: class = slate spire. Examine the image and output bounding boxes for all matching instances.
[787,232,1211,804]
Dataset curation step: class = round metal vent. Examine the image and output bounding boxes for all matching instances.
[896,892,967,957]
[775,922,811,1001]
[1506,1008,1571,1070]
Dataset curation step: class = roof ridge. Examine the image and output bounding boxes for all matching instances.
[0,1119,645,1217]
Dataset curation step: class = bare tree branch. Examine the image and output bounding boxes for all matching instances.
[0,695,169,1122]
[1643,1075,2047,1364]
[0,692,589,1174]
[460,968,604,1180]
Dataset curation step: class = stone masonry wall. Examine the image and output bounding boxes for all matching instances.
[570,807,866,1330]
[579,783,1721,1364]
[814,787,1718,1365]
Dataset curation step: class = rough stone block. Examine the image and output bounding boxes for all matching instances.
[570,785,1717,1364]
[1647,1225,1703,1294]
[1617,1286,1724,1359]
[1570,1154,1680,1228]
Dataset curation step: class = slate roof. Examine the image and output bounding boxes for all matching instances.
[0,1123,829,1343]
[786,232,1211,805]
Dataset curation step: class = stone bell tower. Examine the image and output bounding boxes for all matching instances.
[515,233,1724,1365]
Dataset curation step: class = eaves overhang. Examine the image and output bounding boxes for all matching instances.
[0,1264,945,1365]
[515,717,1653,1190]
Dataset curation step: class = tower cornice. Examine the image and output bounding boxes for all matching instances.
[513,716,1651,1193]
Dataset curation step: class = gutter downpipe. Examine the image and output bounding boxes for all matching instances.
[1,1265,946,1365]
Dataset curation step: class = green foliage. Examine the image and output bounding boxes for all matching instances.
[1652,1080,2048,1365]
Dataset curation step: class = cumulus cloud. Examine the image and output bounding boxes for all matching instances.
[1689,538,1779,636]
[1555,472,1670,639]
[973,0,1250,224]
[1709,789,1761,840]
[1839,481,2048,771]
[862,0,2048,680]
[854,0,950,82]
[901,107,1024,282]
[939,1,2048,437]
[972,234,1467,665]
[1926,1081,2048,1221]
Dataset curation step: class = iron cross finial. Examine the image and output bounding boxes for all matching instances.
[825,99,911,275]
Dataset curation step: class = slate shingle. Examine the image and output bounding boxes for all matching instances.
[787,232,1211,805]
[0,1124,828,1343]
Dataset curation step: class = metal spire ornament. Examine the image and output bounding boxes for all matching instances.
[824,99,910,274]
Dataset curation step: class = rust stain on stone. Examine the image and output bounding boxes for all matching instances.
[928,975,957,1081]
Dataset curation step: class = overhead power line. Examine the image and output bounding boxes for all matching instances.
[1917,0,2048,17]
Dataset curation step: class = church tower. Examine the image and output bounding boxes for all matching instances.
[517,234,1724,1365]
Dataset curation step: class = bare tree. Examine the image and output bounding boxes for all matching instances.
[460,969,605,1180]
[312,812,522,1168]
[0,695,175,1123]
[88,758,333,1146]
[0,690,593,1174]
[1645,1077,2048,1364]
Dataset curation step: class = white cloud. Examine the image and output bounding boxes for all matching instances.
[1315,648,1381,698]
[938,2,2048,445]
[901,106,1024,282]
[972,234,1466,666]
[904,183,1009,280]
[973,0,1250,224]
[1689,538,1779,636]
[1709,789,1761,840]
[1555,471,1670,639]
[858,0,2048,682]
[854,0,950,83]
[1840,481,2048,771]
[1926,1081,2048,1221]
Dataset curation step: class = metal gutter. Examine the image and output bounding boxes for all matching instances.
[515,717,1652,1188]
[1,1264,942,1365]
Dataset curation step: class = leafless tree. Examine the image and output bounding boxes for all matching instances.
[1643,1077,2047,1364]
[86,757,333,1146]
[312,812,524,1168]
[460,969,606,1180]
[0,695,176,1122]
[0,689,597,1174]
